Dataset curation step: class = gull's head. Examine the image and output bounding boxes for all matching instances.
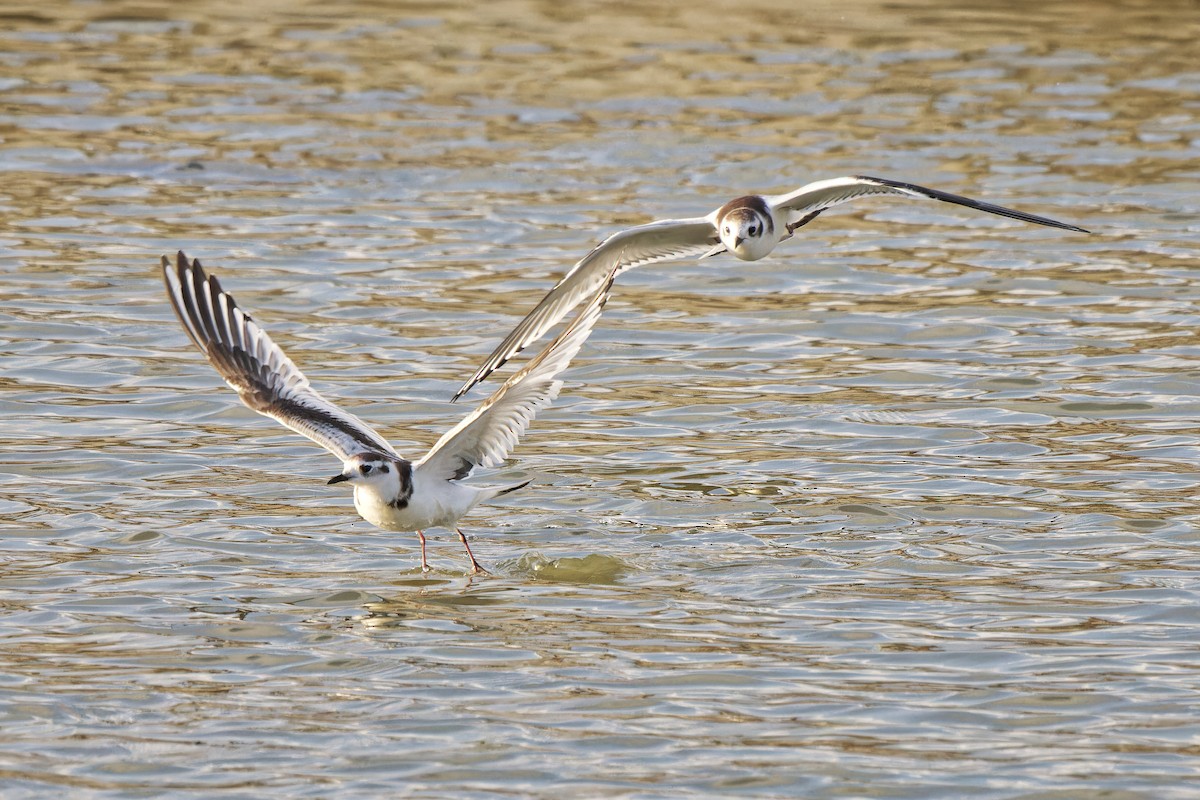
[328,453,405,494]
[717,196,775,261]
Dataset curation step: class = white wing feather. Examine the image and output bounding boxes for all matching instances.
[421,269,614,482]
[452,216,714,401]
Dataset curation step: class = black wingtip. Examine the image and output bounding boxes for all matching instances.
[450,373,487,405]
[161,251,193,277]
[451,352,517,404]
[495,479,532,497]
[450,374,478,404]
[855,175,1089,234]
[167,250,205,279]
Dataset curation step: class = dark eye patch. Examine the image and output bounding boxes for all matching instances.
[361,464,373,475]
[380,465,390,474]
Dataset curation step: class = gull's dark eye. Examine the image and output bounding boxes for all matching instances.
[361,464,373,475]
[380,465,390,474]
[723,226,731,236]
[749,225,758,236]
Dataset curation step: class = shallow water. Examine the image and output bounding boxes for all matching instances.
[2,1,1199,797]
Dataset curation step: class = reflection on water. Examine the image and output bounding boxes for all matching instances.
[2,0,1199,797]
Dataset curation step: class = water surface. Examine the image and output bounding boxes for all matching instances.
[1,1,1199,797]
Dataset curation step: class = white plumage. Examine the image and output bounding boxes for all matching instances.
[162,251,612,574]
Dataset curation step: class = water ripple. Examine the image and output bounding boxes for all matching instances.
[1,1,1198,798]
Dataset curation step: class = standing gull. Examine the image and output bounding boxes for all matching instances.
[452,175,1088,401]
[161,251,612,574]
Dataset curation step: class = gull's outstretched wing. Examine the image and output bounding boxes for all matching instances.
[420,268,615,483]
[766,175,1088,233]
[161,251,398,462]
[451,216,715,402]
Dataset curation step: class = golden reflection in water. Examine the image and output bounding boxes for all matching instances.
[1,0,1199,797]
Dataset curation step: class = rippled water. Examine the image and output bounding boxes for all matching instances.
[2,1,1199,797]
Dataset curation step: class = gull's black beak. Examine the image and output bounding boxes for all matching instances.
[327,472,351,485]
[733,236,744,248]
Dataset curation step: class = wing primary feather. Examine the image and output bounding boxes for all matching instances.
[853,175,1089,233]
[770,176,1087,233]
[161,254,205,353]
[161,251,399,462]
[188,258,223,350]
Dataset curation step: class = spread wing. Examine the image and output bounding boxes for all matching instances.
[419,268,615,483]
[161,251,399,462]
[766,175,1088,233]
[451,215,715,401]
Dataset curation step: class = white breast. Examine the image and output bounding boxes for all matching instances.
[353,474,481,532]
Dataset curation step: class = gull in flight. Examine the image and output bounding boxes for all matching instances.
[161,251,612,574]
[452,175,1088,401]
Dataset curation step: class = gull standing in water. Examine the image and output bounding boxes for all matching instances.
[161,251,613,574]
[452,175,1088,401]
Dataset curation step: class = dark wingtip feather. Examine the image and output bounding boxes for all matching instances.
[854,175,1089,233]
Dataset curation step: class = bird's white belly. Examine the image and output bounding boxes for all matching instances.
[352,478,479,532]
